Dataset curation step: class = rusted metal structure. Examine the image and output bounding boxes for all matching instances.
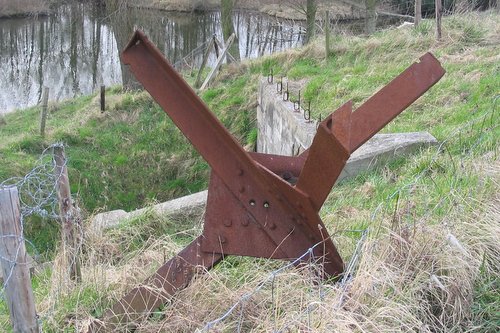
[88,31,445,331]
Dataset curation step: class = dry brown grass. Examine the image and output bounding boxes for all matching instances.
[31,154,498,332]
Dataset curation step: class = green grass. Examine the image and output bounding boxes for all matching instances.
[0,10,498,333]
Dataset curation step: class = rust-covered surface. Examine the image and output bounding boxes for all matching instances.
[88,30,445,331]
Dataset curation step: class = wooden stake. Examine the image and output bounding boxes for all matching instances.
[435,0,442,40]
[325,10,331,57]
[40,87,49,137]
[0,187,39,333]
[100,85,106,112]
[53,146,82,282]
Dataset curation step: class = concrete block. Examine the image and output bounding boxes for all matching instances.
[338,132,438,182]
[92,191,208,232]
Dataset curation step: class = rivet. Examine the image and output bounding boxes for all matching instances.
[224,220,232,227]
[249,199,256,206]
[263,201,270,208]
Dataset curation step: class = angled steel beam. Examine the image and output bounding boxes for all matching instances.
[88,30,444,332]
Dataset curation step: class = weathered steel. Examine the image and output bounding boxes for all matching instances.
[88,30,444,331]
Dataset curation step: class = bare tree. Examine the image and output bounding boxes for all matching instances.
[305,0,317,44]
[415,0,422,26]
[286,0,317,44]
[105,0,141,90]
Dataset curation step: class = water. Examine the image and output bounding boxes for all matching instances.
[0,2,305,114]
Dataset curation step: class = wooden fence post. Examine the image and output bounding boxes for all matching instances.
[40,87,49,137]
[325,10,331,57]
[53,146,82,283]
[100,85,106,112]
[435,0,442,40]
[0,187,39,333]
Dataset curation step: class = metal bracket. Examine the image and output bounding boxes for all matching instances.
[88,30,445,331]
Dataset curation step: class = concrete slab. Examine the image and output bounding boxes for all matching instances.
[338,132,438,182]
[92,191,208,232]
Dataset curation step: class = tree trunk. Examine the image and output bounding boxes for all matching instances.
[105,0,141,90]
[415,0,422,26]
[305,0,317,44]
[365,0,377,35]
[221,0,240,62]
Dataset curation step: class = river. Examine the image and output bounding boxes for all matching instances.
[0,2,306,114]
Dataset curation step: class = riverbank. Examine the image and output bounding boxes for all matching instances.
[0,0,49,18]
[133,0,366,20]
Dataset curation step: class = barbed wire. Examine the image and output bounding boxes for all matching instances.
[0,143,69,330]
[0,143,65,219]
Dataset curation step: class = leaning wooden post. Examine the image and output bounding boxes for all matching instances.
[40,87,49,137]
[195,38,214,89]
[435,0,442,40]
[0,187,39,333]
[53,145,82,282]
[200,33,236,91]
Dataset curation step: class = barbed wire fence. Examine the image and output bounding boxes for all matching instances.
[194,95,498,332]
[0,142,82,331]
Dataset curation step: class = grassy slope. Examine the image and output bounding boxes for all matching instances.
[0,10,498,333]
